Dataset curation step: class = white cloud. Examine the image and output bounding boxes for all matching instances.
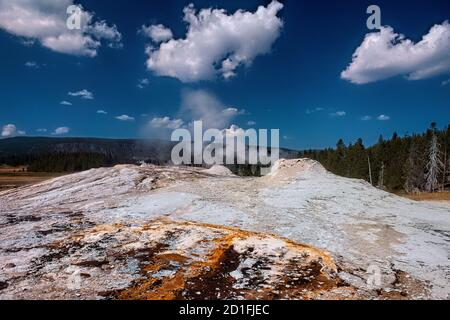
[25,61,39,68]
[68,89,94,100]
[36,128,47,132]
[180,89,239,129]
[1,124,25,137]
[88,20,122,48]
[377,114,390,121]
[329,111,346,117]
[306,107,324,114]
[247,121,256,126]
[21,38,35,46]
[52,127,70,135]
[149,117,184,130]
[0,0,122,57]
[342,21,450,84]
[137,78,150,89]
[361,115,372,121]
[97,110,107,114]
[307,107,346,117]
[222,107,247,117]
[442,78,450,86]
[140,24,173,43]
[145,1,284,82]
[60,100,72,106]
[115,115,135,121]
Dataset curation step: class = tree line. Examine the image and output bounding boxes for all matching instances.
[0,152,117,172]
[300,123,450,192]
[1,124,448,192]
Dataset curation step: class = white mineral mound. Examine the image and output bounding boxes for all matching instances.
[203,165,235,176]
[1,159,449,299]
[270,158,325,174]
[266,158,326,182]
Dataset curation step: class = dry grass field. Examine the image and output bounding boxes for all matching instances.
[0,166,64,190]
[397,190,450,202]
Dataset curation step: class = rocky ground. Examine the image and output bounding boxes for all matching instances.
[0,159,449,300]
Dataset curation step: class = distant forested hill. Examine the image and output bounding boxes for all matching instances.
[0,137,175,171]
[0,137,298,174]
[3,124,448,192]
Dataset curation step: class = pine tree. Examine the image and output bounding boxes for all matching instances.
[425,124,444,192]
[404,140,425,193]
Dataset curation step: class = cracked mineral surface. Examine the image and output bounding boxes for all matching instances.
[0,159,449,299]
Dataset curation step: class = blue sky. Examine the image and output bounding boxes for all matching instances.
[0,0,449,149]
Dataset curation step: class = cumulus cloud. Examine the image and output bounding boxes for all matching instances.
[88,20,122,48]
[149,117,184,130]
[25,61,39,68]
[60,100,72,106]
[137,78,149,89]
[1,124,25,137]
[377,114,390,121]
[329,111,346,117]
[342,21,450,84]
[306,107,346,117]
[247,121,256,126]
[140,24,173,43]
[222,107,247,117]
[442,78,450,86]
[52,127,70,135]
[145,1,284,82]
[115,115,135,121]
[97,110,107,114]
[69,89,94,100]
[361,115,372,121]
[36,128,47,133]
[21,39,35,46]
[0,0,122,57]
[306,107,324,114]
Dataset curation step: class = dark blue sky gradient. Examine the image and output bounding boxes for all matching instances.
[0,0,449,149]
